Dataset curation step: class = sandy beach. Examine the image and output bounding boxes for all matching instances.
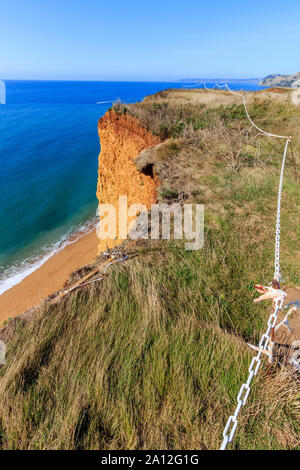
[0,229,99,323]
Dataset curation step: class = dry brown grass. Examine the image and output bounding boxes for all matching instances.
[144,87,295,108]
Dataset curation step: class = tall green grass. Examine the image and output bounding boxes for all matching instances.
[0,212,298,449]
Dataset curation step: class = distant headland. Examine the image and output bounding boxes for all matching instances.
[260,72,300,88]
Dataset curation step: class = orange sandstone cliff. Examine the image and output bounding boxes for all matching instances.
[96,110,161,251]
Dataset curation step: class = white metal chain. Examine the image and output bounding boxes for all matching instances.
[219,83,291,450]
[220,298,284,450]
[274,138,290,280]
[222,83,290,139]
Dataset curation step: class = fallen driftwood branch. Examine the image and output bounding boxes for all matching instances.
[49,253,120,305]
[50,239,140,305]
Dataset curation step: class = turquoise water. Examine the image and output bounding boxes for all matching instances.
[0,80,264,294]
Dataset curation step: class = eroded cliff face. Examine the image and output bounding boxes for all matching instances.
[96,110,161,251]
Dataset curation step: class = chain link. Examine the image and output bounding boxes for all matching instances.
[220,298,284,450]
[274,138,290,280]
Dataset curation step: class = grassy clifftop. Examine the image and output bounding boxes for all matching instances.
[0,88,299,450]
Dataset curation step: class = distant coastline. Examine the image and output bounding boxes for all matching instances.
[260,72,300,88]
[179,77,261,83]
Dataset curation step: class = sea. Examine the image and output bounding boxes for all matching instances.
[0,79,264,295]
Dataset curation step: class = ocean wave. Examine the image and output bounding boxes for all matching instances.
[0,217,98,296]
[96,100,113,104]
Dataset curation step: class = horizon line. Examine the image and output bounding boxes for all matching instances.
[0,77,262,83]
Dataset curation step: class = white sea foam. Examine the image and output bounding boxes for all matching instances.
[96,100,113,104]
[0,218,98,296]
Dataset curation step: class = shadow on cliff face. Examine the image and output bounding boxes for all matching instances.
[141,163,154,178]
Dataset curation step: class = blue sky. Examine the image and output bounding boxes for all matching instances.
[1,0,299,80]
